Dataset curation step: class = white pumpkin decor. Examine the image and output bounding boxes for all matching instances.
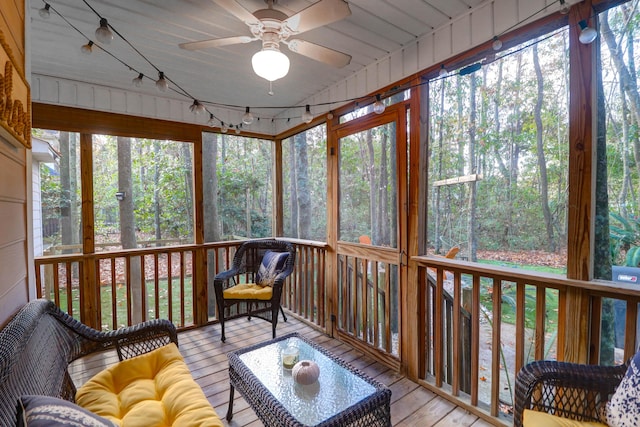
[292,360,320,385]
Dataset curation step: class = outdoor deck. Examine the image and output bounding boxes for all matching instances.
[69,314,494,427]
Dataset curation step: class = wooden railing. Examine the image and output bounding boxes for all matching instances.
[34,239,328,332]
[414,255,640,424]
[335,244,401,371]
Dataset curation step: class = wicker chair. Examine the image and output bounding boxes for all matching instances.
[513,359,628,427]
[213,239,296,342]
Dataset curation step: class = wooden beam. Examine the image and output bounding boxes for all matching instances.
[432,174,483,187]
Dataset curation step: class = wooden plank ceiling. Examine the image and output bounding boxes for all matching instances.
[29,0,486,119]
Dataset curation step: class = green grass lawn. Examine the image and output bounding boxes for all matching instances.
[55,277,194,330]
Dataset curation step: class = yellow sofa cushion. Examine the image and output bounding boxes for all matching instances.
[523,409,608,427]
[76,343,222,427]
[223,282,272,300]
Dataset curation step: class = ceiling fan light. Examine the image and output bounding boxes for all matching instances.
[252,48,290,82]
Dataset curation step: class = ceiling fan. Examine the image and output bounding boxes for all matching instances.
[179,0,352,81]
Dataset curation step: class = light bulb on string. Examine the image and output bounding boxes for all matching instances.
[131,73,144,87]
[439,64,448,77]
[207,114,216,127]
[242,107,254,125]
[221,122,228,133]
[327,111,334,120]
[302,105,313,124]
[81,40,94,55]
[578,20,598,44]
[95,18,114,44]
[39,4,51,19]
[156,72,168,92]
[373,94,385,114]
[189,100,205,115]
[492,36,503,51]
[559,0,571,14]
[235,125,241,135]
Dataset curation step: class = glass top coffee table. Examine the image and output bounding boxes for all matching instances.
[226,333,391,427]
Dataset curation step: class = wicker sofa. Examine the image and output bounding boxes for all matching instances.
[0,299,222,426]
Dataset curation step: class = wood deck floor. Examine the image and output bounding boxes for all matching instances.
[69,314,495,427]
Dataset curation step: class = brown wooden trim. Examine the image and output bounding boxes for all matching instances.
[33,103,202,141]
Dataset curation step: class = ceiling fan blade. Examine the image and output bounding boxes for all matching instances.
[284,0,351,34]
[179,36,254,51]
[211,0,260,26]
[286,39,351,68]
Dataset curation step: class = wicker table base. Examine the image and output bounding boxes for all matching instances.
[227,333,391,427]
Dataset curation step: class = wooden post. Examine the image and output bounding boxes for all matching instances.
[192,133,208,326]
[404,77,426,380]
[79,133,98,328]
[565,0,596,363]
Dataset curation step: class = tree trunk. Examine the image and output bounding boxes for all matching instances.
[379,132,389,246]
[294,132,311,238]
[594,34,614,365]
[289,139,298,237]
[467,75,478,262]
[434,79,446,253]
[117,136,143,323]
[59,132,71,252]
[366,129,377,244]
[182,143,194,236]
[153,141,162,241]
[532,44,555,252]
[202,132,220,317]
[601,10,640,212]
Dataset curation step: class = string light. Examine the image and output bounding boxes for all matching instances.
[81,40,94,55]
[372,95,385,114]
[235,125,241,135]
[579,20,598,44]
[207,113,216,127]
[242,107,254,125]
[559,0,571,14]
[492,36,503,51]
[156,72,168,92]
[39,3,51,19]
[302,105,313,123]
[131,73,143,87]
[439,64,448,77]
[189,100,206,115]
[95,18,113,44]
[221,122,229,133]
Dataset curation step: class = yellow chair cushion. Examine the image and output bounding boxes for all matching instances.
[223,283,272,301]
[76,343,222,427]
[523,409,608,427]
